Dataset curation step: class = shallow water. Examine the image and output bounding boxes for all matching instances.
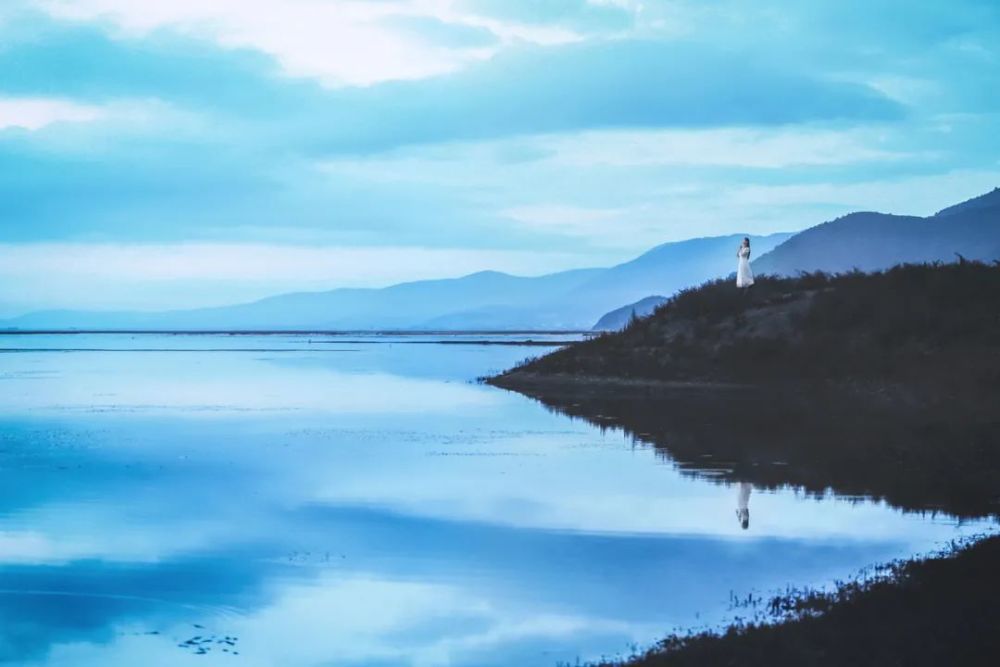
[0,333,992,667]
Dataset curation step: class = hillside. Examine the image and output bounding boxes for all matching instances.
[592,295,668,330]
[489,261,1000,519]
[491,261,1000,390]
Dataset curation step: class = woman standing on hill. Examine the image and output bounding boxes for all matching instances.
[736,237,754,288]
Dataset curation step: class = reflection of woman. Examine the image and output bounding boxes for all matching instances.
[736,237,754,288]
[736,482,751,530]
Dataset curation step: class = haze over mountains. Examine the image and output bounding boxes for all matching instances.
[2,233,790,331]
[4,188,998,332]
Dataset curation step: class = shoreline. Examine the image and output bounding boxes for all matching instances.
[592,532,1000,667]
[486,370,750,394]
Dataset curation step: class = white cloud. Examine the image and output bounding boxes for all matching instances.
[500,204,640,244]
[502,204,625,228]
[539,127,918,168]
[38,0,469,86]
[0,243,592,313]
[35,0,582,87]
[726,168,1000,217]
[0,97,105,130]
[0,242,582,282]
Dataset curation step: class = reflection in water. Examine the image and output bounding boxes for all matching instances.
[0,334,993,667]
[498,382,1000,520]
[736,482,751,530]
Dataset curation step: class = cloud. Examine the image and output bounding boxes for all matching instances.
[724,167,1000,217]
[0,96,105,130]
[500,204,632,243]
[292,40,903,154]
[0,243,583,282]
[385,14,500,49]
[1,14,904,154]
[36,0,487,86]
[459,0,635,31]
[0,0,996,314]
[537,127,920,168]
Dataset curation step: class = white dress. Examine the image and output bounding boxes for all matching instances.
[736,246,754,288]
[736,482,751,529]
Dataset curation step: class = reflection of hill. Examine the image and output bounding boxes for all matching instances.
[494,380,1000,520]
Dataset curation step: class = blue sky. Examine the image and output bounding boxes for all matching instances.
[0,0,998,315]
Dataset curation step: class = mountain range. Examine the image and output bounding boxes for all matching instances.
[753,186,1000,276]
[597,186,1000,329]
[1,233,790,331]
[3,187,998,331]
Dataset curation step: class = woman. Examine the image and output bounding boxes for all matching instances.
[736,237,754,288]
[736,482,751,530]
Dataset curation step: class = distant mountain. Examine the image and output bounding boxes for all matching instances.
[6,187,996,331]
[592,296,668,331]
[753,187,1000,276]
[2,233,789,331]
[419,233,792,330]
[934,186,1000,218]
[565,233,792,320]
[3,268,601,331]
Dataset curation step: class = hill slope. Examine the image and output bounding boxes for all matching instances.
[592,296,668,330]
[491,261,1000,389]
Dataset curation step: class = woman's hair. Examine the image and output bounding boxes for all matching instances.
[743,236,750,246]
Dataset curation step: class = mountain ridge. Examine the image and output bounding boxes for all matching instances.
[5,187,998,331]
[1,234,788,331]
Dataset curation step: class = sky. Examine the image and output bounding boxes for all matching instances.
[0,0,998,315]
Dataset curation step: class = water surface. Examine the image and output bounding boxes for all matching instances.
[0,333,991,666]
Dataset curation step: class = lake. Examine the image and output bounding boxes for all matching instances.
[0,333,992,667]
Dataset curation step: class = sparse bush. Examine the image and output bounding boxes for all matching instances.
[498,261,1000,388]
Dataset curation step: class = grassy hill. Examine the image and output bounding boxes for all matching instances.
[492,261,1000,392]
[592,295,668,330]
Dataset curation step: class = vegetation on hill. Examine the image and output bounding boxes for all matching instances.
[592,295,668,330]
[591,534,1000,667]
[495,261,1000,392]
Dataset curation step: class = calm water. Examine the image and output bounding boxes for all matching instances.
[0,333,992,666]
